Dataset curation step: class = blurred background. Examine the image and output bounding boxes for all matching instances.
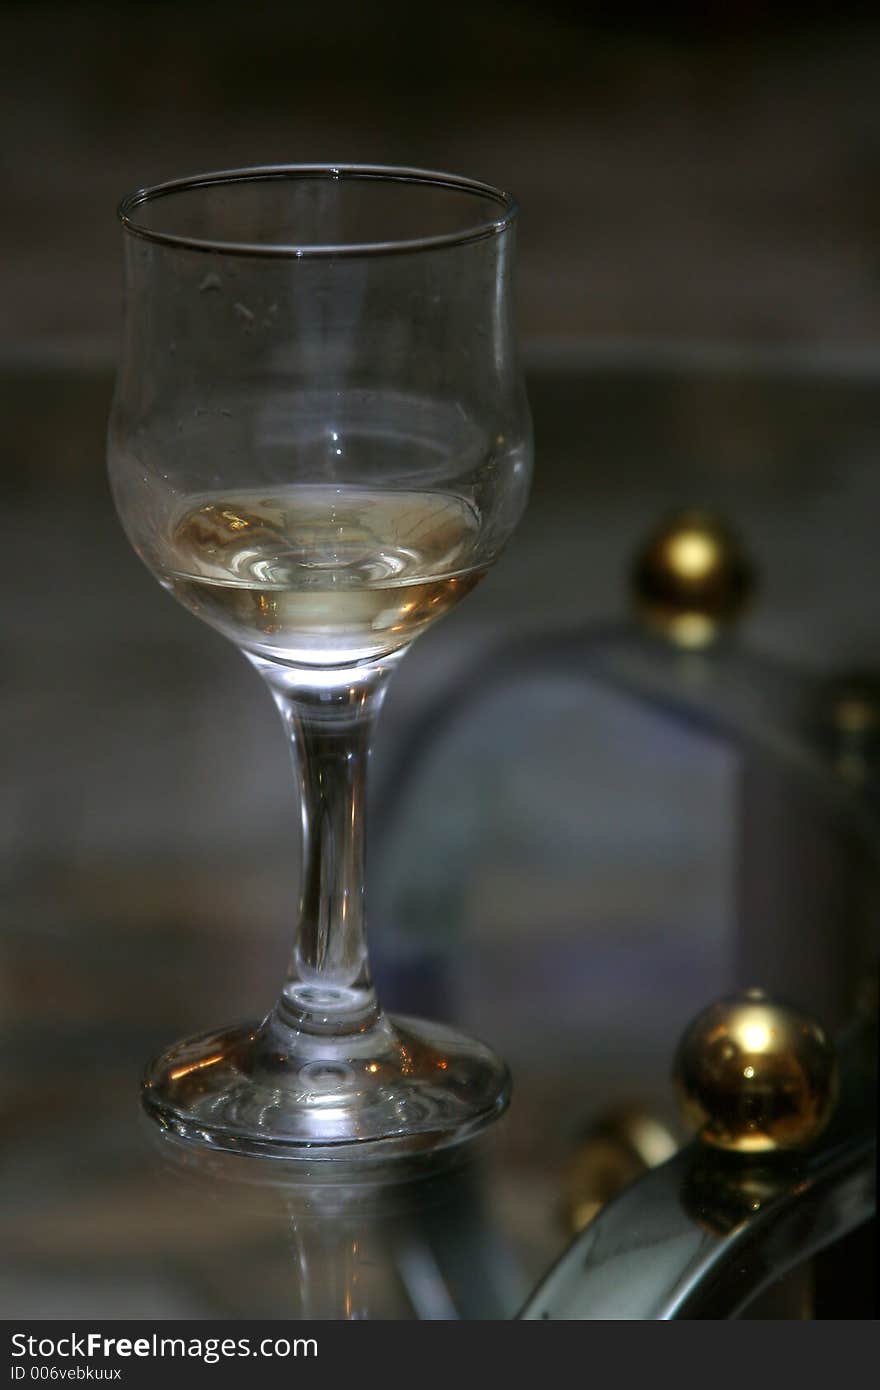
[2,1,879,1318]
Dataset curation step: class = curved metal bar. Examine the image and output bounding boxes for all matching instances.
[372,623,880,858]
[521,1022,876,1320]
[520,1136,874,1320]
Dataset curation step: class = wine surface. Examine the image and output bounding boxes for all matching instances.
[159,485,485,665]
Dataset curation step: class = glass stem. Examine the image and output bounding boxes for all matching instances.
[254,658,395,1036]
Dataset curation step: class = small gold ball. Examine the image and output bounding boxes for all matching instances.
[563,1109,678,1233]
[817,670,880,784]
[632,510,755,648]
[673,989,838,1153]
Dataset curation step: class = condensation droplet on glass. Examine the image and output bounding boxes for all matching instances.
[199,273,222,293]
[234,302,255,328]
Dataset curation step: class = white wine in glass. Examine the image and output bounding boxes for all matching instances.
[161,486,487,665]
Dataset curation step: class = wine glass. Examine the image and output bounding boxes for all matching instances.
[108,165,532,1158]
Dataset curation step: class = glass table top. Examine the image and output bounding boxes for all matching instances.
[3,347,879,1317]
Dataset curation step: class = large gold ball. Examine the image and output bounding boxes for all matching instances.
[673,989,837,1153]
[632,510,755,648]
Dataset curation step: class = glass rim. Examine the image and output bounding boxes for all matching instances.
[117,163,519,259]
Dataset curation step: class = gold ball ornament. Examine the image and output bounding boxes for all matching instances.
[563,1109,678,1233]
[632,510,755,648]
[673,989,838,1153]
[818,669,880,784]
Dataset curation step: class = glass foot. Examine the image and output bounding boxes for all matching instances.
[142,1013,510,1160]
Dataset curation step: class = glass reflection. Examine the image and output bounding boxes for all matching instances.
[143,1125,524,1320]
